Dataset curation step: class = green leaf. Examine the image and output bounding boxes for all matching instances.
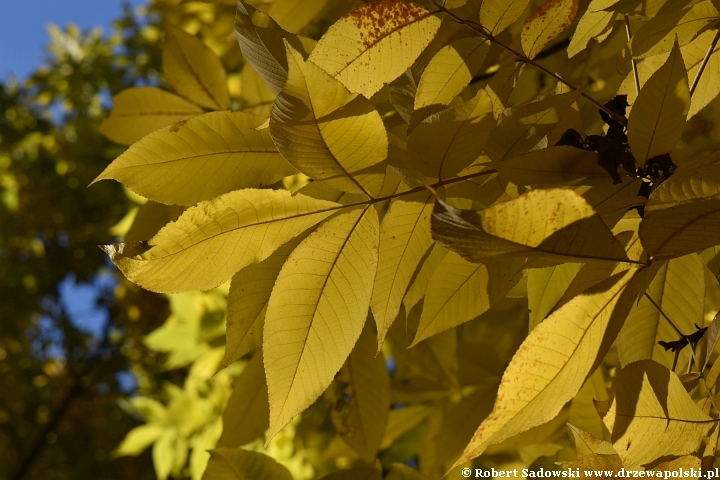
[627,41,690,167]
[597,360,714,469]
[408,89,495,179]
[331,323,390,463]
[521,0,580,59]
[223,236,306,367]
[270,43,388,197]
[217,352,269,448]
[412,252,524,346]
[264,207,379,441]
[414,37,489,110]
[431,188,631,264]
[201,448,293,480]
[452,266,657,466]
[93,111,296,205]
[308,1,442,98]
[372,193,434,349]
[98,87,203,146]
[485,90,582,161]
[163,24,229,110]
[101,189,340,293]
[481,0,532,36]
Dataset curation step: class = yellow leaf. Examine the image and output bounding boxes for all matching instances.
[234,0,315,94]
[93,111,296,205]
[567,0,617,57]
[685,30,720,118]
[485,62,525,119]
[412,252,524,346]
[408,89,495,179]
[389,61,425,123]
[567,424,615,457]
[270,43,388,197]
[431,188,631,264]
[381,405,433,450]
[101,189,339,293]
[264,207,379,441]
[452,266,656,466]
[630,1,719,59]
[481,0,532,36]
[223,236,305,367]
[98,87,203,146]
[521,0,580,59]
[494,146,610,186]
[617,254,705,368]
[125,202,185,243]
[403,244,448,313]
[201,448,292,480]
[414,37,489,110]
[113,424,165,457]
[627,41,689,167]
[308,1,442,98]
[597,360,714,470]
[528,262,582,330]
[332,323,390,463]
[163,24,229,110]
[240,64,275,117]
[640,163,720,259]
[217,352,269,448]
[557,453,623,476]
[266,0,329,33]
[485,90,582,161]
[372,193,434,350]
[568,369,610,440]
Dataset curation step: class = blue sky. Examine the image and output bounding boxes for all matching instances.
[0,0,148,79]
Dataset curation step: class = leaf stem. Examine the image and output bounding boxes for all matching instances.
[624,15,641,97]
[690,28,720,96]
[428,0,628,126]
[644,292,683,336]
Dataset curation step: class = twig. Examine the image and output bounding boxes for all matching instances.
[624,15,641,96]
[644,292,700,372]
[428,0,628,126]
[690,28,720,96]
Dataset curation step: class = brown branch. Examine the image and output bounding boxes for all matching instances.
[624,15,641,97]
[429,0,628,126]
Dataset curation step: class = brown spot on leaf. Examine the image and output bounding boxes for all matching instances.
[341,1,432,49]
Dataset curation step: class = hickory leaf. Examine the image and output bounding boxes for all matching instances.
[263,207,379,441]
[372,192,434,349]
[270,43,388,197]
[431,188,631,265]
[100,189,339,293]
[93,111,296,206]
[163,24,229,111]
[99,87,203,146]
[308,1,442,98]
[521,0,580,59]
[481,0,532,36]
[452,266,657,467]
[597,360,714,469]
[627,41,689,167]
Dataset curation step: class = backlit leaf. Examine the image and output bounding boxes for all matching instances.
[217,352,269,448]
[414,37,489,110]
[308,1,442,98]
[201,449,292,480]
[481,0,532,36]
[528,262,582,330]
[597,360,714,469]
[627,41,689,167]
[431,188,631,264]
[372,193,434,349]
[408,89,495,179]
[567,424,614,457]
[494,146,609,186]
[163,24,229,110]
[264,207,379,441]
[485,90,581,161]
[332,323,390,463]
[452,266,656,466]
[267,0,329,33]
[99,87,203,146]
[403,243,448,313]
[270,43,388,197]
[101,189,339,293]
[567,0,617,57]
[412,252,524,346]
[522,0,580,59]
[93,111,296,205]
